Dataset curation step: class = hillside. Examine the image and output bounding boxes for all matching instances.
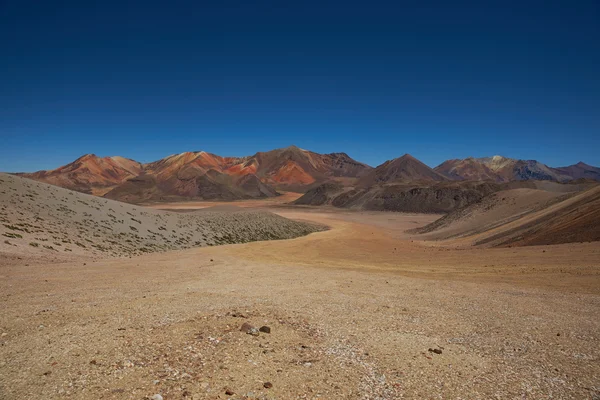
[18,154,144,195]
[0,173,324,262]
[295,181,518,212]
[358,154,447,186]
[413,184,600,247]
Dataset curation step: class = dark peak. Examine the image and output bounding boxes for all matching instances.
[394,153,421,163]
[576,161,591,168]
[327,152,350,157]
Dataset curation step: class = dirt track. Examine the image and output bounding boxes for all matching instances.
[1,195,600,399]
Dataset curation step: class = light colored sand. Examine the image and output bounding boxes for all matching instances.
[1,189,600,399]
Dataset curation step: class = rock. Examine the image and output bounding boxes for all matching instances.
[225,388,235,395]
[1,333,7,337]
[150,395,163,400]
[428,348,442,354]
[259,326,271,333]
[263,382,273,389]
[240,322,259,336]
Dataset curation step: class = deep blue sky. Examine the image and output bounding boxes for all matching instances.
[1,0,599,172]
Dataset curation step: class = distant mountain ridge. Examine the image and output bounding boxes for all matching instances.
[434,155,588,183]
[16,147,600,203]
[19,146,372,203]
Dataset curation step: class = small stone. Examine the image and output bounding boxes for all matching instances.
[240,322,259,336]
[1,333,7,337]
[557,333,561,336]
[150,395,163,400]
[428,348,442,354]
[152,380,160,385]
[263,382,273,389]
[259,326,271,333]
[225,388,235,395]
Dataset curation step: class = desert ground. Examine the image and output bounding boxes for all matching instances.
[1,177,600,399]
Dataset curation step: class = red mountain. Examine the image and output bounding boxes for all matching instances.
[20,146,371,203]
[19,154,143,195]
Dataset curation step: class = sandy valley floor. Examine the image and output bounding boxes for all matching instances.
[1,196,599,399]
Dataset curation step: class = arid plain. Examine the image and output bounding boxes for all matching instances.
[1,175,599,399]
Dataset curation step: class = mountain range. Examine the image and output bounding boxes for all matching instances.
[16,146,599,203]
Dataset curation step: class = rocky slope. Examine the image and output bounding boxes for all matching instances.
[413,184,600,247]
[358,154,447,186]
[0,173,324,260]
[295,181,518,213]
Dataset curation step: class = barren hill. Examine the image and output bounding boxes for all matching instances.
[296,180,514,213]
[0,173,324,262]
[554,161,600,181]
[358,154,447,186]
[18,154,144,195]
[413,184,600,247]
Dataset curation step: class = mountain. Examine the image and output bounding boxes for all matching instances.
[241,145,371,190]
[358,154,448,186]
[18,149,599,204]
[554,162,600,181]
[20,146,371,203]
[18,154,143,195]
[434,158,505,182]
[435,156,579,182]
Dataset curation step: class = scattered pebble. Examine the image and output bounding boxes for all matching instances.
[150,395,163,400]
[259,325,271,333]
[263,382,273,389]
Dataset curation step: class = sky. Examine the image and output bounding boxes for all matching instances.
[1,0,599,172]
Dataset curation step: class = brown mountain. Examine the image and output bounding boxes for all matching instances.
[20,146,370,203]
[554,162,600,181]
[358,154,448,186]
[19,154,143,195]
[435,156,579,182]
[240,145,371,190]
[434,158,504,182]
